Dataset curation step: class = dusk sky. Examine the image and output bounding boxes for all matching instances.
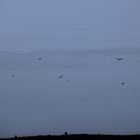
[0,0,140,51]
[0,0,140,138]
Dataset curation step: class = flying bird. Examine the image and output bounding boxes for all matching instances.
[116,57,123,61]
[58,74,64,78]
[121,82,125,85]
[38,57,42,61]
[12,74,15,78]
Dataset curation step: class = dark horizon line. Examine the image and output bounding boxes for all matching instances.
[1,133,140,139]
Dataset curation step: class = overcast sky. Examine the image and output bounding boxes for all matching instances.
[0,0,140,138]
[0,0,140,51]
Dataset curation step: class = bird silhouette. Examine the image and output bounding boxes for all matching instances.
[12,74,15,78]
[121,82,125,85]
[38,57,42,61]
[58,74,64,78]
[116,57,123,61]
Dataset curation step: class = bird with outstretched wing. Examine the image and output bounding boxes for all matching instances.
[58,74,64,78]
[116,57,123,61]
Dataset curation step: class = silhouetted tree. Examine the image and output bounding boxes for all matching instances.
[64,131,68,135]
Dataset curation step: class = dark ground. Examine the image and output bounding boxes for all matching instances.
[1,134,140,140]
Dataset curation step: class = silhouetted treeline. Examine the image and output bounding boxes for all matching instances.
[1,134,140,140]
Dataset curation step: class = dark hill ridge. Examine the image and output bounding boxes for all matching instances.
[1,134,140,140]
